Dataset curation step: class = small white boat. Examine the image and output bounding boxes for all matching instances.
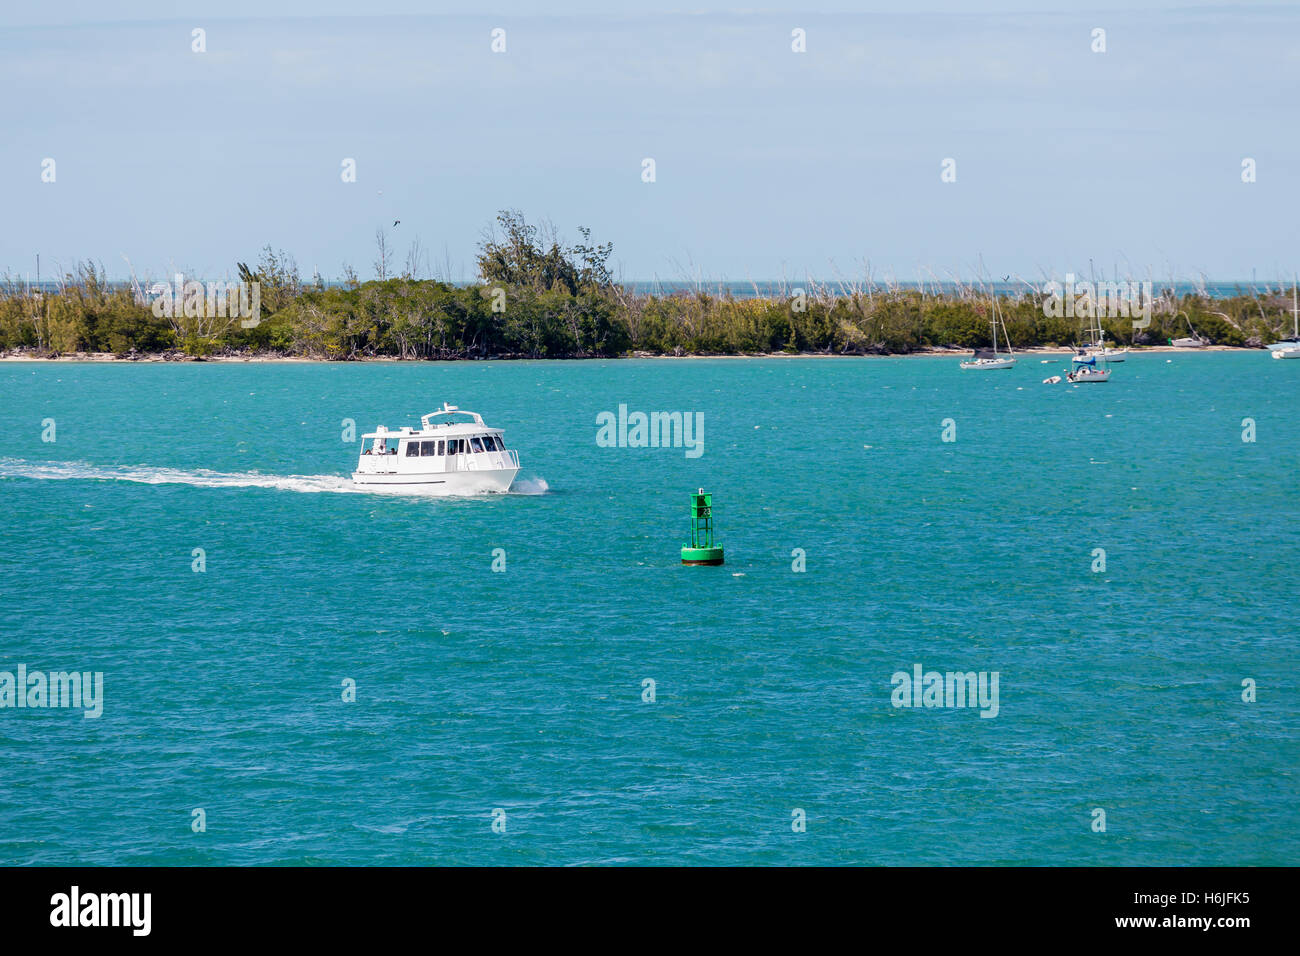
[1067,365,1111,382]
[352,404,520,493]
[1170,336,1206,348]
[1271,346,1300,359]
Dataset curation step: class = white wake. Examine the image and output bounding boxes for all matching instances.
[0,459,549,497]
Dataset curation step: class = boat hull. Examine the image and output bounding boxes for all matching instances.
[960,358,1016,369]
[1067,369,1111,382]
[351,467,520,494]
[1271,348,1300,359]
[1075,349,1126,363]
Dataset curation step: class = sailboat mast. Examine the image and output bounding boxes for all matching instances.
[992,294,999,353]
[1089,259,1100,348]
[1292,274,1298,338]
[1000,296,1013,356]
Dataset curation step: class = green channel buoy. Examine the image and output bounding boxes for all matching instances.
[681,488,724,566]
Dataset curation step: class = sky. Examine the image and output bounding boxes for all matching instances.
[2,2,1298,284]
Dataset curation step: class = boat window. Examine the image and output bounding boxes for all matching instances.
[494,436,506,451]
[448,439,460,455]
[421,440,438,456]
[470,436,484,453]
[437,440,445,455]
[405,441,419,457]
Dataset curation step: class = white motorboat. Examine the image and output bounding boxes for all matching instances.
[1170,310,1207,348]
[1271,346,1300,359]
[352,404,520,493]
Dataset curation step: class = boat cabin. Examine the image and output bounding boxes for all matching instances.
[353,405,520,479]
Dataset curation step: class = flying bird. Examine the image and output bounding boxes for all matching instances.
[393,220,400,227]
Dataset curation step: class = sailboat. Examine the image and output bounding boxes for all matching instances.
[1066,353,1111,381]
[1074,262,1128,362]
[1267,277,1300,356]
[1080,340,1128,362]
[960,295,1016,369]
[1066,303,1112,382]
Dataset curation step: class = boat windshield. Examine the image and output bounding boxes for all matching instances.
[383,433,504,456]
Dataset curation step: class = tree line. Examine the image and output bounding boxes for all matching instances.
[1,212,1293,358]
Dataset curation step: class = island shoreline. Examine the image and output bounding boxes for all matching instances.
[0,345,1260,363]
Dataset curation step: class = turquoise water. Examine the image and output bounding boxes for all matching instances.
[0,354,1296,865]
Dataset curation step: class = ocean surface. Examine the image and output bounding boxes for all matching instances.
[0,354,1296,865]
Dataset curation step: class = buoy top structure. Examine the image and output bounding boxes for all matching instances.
[681,488,725,566]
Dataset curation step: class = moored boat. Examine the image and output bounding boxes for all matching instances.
[961,351,1016,370]
[1170,310,1207,348]
[1267,278,1300,352]
[1067,296,1114,382]
[1066,361,1111,383]
[961,294,1016,370]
